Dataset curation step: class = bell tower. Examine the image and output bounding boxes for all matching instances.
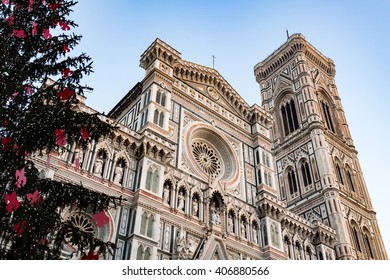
[254,34,387,259]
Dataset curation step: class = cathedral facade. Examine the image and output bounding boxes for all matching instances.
[35,34,387,260]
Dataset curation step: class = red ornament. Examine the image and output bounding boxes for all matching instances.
[81,250,99,260]
[25,84,33,95]
[13,29,26,38]
[93,210,109,228]
[27,190,42,206]
[2,137,12,151]
[4,15,14,25]
[32,22,38,36]
[57,87,74,101]
[14,221,26,237]
[15,168,27,189]
[80,127,89,140]
[43,28,52,39]
[55,129,67,146]
[5,191,20,213]
[61,68,74,77]
[48,3,59,10]
[28,0,34,12]
[59,21,70,31]
[2,0,9,5]
[63,45,70,53]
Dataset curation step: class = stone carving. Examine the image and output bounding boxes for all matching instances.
[93,156,104,175]
[177,191,185,211]
[192,197,198,217]
[163,185,170,204]
[228,215,234,233]
[210,202,221,225]
[113,165,123,185]
[241,220,246,238]
[252,227,258,243]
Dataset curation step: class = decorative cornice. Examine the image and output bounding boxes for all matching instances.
[254,33,336,81]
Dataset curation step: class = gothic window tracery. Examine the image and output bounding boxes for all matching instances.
[280,97,299,136]
[156,90,166,106]
[146,165,159,193]
[191,141,221,178]
[320,100,335,133]
[140,211,154,238]
[300,160,312,187]
[286,167,299,195]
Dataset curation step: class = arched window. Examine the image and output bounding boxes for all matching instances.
[346,170,356,192]
[153,110,164,128]
[335,162,344,185]
[287,168,299,195]
[146,166,159,193]
[144,247,151,260]
[136,245,144,260]
[140,211,154,238]
[156,90,166,106]
[281,98,299,136]
[350,222,362,253]
[363,232,374,259]
[321,101,335,133]
[300,161,312,187]
[158,112,164,127]
[153,109,159,124]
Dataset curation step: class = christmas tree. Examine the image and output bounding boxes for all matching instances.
[0,0,121,259]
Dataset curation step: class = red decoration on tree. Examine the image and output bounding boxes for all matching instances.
[43,28,52,39]
[27,190,42,206]
[61,68,73,77]
[93,210,109,228]
[80,127,89,140]
[4,15,14,25]
[15,168,27,189]
[55,128,67,146]
[57,87,74,101]
[2,0,9,5]
[63,44,70,53]
[48,3,59,10]
[5,191,20,213]
[59,21,70,31]
[81,250,99,260]
[28,0,34,12]
[13,29,26,38]
[14,221,26,237]
[32,21,38,36]
[25,84,33,95]
[2,137,12,151]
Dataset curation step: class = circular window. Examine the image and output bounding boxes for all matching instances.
[183,122,239,186]
[191,141,221,178]
[68,213,96,235]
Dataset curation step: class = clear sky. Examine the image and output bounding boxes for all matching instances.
[70,0,390,253]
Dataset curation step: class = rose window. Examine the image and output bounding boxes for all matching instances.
[65,213,97,244]
[191,141,221,178]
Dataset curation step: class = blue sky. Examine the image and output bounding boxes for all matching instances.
[71,0,390,253]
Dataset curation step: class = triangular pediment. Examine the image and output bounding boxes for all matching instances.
[174,60,250,118]
[273,76,293,95]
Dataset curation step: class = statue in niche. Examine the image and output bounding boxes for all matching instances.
[192,197,198,217]
[241,220,246,238]
[177,191,185,211]
[228,215,234,233]
[93,156,104,175]
[252,227,258,243]
[113,165,123,185]
[210,202,220,225]
[163,185,170,204]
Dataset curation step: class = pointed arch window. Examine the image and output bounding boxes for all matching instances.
[321,101,335,133]
[146,166,159,193]
[153,110,165,128]
[140,211,154,238]
[351,225,362,253]
[363,233,374,259]
[287,168,299,195]
[300,161,312,187]
[281,98,299,136]
[346,170,356,192]
[156,90,166,107]
[335,163,344,185]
